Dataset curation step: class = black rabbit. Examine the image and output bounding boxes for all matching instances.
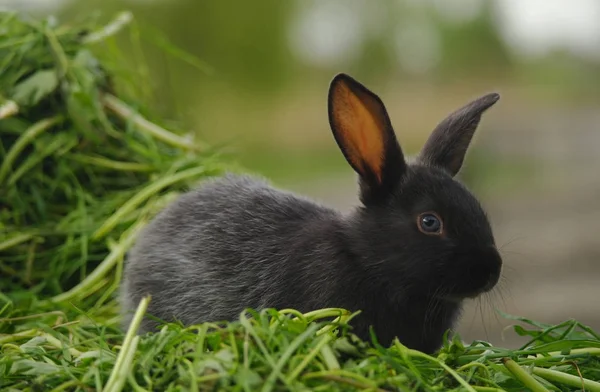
[120,73,502,353]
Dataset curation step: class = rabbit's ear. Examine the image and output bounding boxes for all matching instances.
[418,93,500,177]
[328,73,406,204]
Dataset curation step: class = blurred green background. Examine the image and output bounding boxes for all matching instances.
[4,0,600,346]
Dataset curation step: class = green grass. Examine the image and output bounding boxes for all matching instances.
[2,299,600,391]
[2,10,600,392]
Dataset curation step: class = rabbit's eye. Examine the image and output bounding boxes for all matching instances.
[417,212,443,235]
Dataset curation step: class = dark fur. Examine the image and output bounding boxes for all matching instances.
[120,74,502,353]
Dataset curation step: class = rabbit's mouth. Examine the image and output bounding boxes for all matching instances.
[439,245,503,301]
[434,263,501,303]
[436,294,464,304]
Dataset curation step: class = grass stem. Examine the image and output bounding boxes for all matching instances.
[0,233,34,252]
[502,358,550,392]
[46,220,145,304]
[532,366,600,392]
[102,94,202,151]
[403,344,478,392]
[92,166,209,240]
[103,295,150,392]
[0,116,63,184]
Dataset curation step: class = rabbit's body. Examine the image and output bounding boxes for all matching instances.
[121,74,503,353]
[122,173,462,352]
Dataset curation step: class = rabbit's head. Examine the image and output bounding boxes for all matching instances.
[328,74,502,302]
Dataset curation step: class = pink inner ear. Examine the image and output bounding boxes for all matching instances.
[332,82,386,183]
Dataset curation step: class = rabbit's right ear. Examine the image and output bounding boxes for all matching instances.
[418,93,500,177]
[328,73,407,205]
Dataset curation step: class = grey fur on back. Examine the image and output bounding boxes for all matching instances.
[120,173,350,331]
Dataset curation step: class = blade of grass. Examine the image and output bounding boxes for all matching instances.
[400,342,478,392]
[261,323,319,392]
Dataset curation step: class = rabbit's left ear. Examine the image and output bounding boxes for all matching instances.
[418,93,500,177]
[328,73,406,205]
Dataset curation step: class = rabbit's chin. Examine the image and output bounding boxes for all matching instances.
[435,286,495,303]
[438,292,483,304]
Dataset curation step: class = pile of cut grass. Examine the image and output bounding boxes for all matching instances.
[1,10,600,392]
[0,10,224,308]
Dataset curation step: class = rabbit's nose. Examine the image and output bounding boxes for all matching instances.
[481,246,502,292]
[482,272,500,292]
